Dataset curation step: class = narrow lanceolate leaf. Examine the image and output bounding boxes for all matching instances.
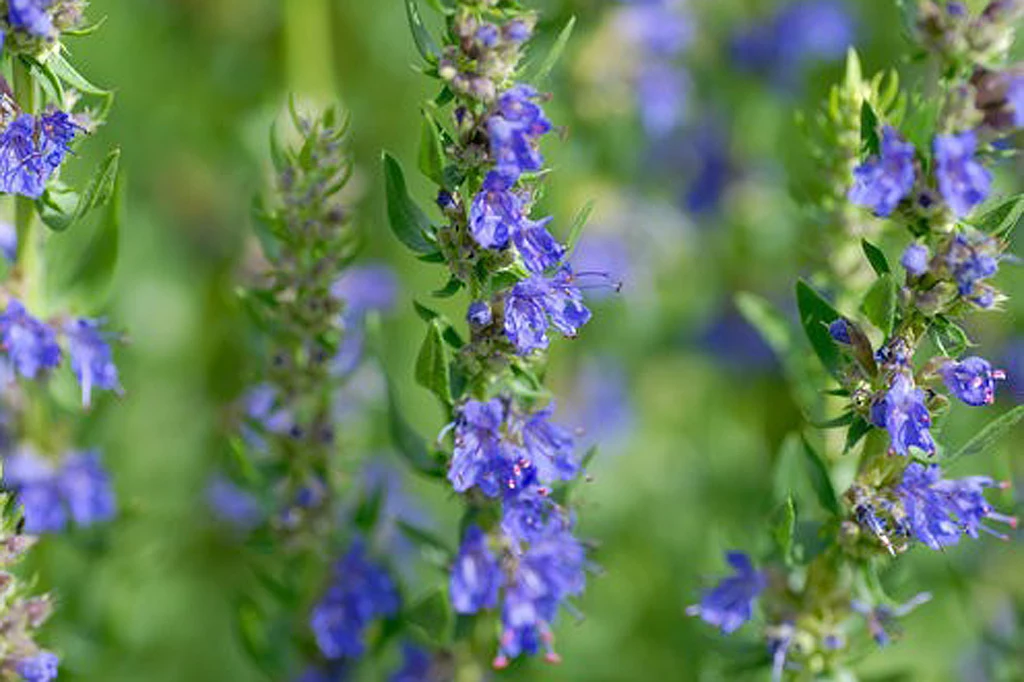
[415,320,453,405]
[565,199,596,254]
[812,412,855,429]
[405,0,439,62]
[771,496,797,566]
[418,108,447,186]
[947,405,1024,464]
[928,315,972,357]
[405,589,453,644]
[527,16,576,84]
[972,192,1023,240]
[796,281,843,379]
[432,275,463,298]
[386,380,446,477]
[861,239,890,275]
[860,101,880,156]
[844,416,873,453]
[37,148,121,232]
[800,436,842,516]
[860,274,897,336]
[382,152,437,255]
[48,50,114,118]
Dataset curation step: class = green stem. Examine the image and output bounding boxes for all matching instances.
[12,59,42,312]
[283,0,337,97]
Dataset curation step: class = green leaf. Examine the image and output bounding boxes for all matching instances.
[21,56,65,106]
[382,152,436,254]
[418,108,446,186]
[844,416,873,453]
[947,405,1024,464]
[843,47,863,91]
[397,521,454,564]
[386,381,445,477]
[415,320,452,405]
[972,193,1023,240]
[928,315,971,357]
[812,412,855,429]
[796,281,843,379]
[527,16,576,84]
[800,436,841,516]
[43,163,123,313]
[566,199,596,253]
[406,589,452,643]
[860,101,880,156]
[412,301,464,347]
[432,275,463,298]
[37,148,121,232]
[736,292,793,357]
[405,0,438,62]
[860,274,898,336]
[861,239,890,275]
[47,50,114,118]
[771,497,797,566]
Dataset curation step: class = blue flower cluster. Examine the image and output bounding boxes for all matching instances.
[3,449,116,534]
[687,552,767,634]
[0,110,79,199]
[4,0,56,41]
[445,397,588,664]
[0,300,121,406]
[310,541,400,661]
[15,651,59,682]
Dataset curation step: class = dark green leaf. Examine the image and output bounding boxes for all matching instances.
[812,412,855,429]
[972,193,1023,240]
[397,520,454,562]
[928,315,971,357]
[861,239,890,275]
[418,108,446,186]
[800,436,841,516]
[412,301,464,347]
[860,101,880,156]
[844,417,873,453]
[405,589,452,643]
[415,320,452,405]
[382,152,436,254]
[432,275,463,298]
[796,281,843,379]
[947,405,1024,464]
[526,16,576,84]
[386,380,445,477]
[404,0,438,62]
[860,274,897,336]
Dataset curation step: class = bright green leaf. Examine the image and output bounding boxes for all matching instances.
[415,320,452,405]
[861,239,890,275]
[796,281,843,379]
[382,152,436,254]
[947,405,1024,464]
[860,274,897,336]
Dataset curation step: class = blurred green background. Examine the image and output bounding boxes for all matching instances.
[21,0,1022,681]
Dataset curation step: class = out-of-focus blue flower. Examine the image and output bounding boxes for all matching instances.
[897,463,1016,550]
[570,234,631,302]
[0,112,78,199]
[617,0,692,58]
[851,592,932,646]
[207,476,264,530]
[697,305,779,373]
[871,374,935,456]
[0,221,16,262]
[849,127,917,217]
[732,1,854,89]
[1001,338,1024,403]
[1008,76,1023,127]
[494,522,586,667]
[687,552,767,634]
[450,525,502,614]
[310,541,400,660]
[488,85,551,181]
[934,132,991,218]
[0,300,61,380]
[504,268,591,355]
[636,62,690,138]
[940,356,1004,407]
[4,450,65,534]
[332,264,398,320]
[901,243,930,276]
[58,450,116,527]
[504,20,532,44]
[8,0,55,39]
[15,651,59,682]
[64,318,121,408]
[684,124,735,214]
[943,231,999,303]
[563,356,634,453]
[390,643,432,682]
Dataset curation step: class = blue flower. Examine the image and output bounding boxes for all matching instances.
[901,243,930,276]
[331,264,398,320]
[635,62,690,138]
[513,216,564,274]
[467,301,492,327]
[940,356,1004,406]
[449,399,508,496]
[851,592,931,646]
[0,221,16,261]
[206,476,264,530]
[934,131,991,218]
[943,231,999,302]
[3,450,65,533]
[503,268,591,355]
[1010,76,1024,127]
[64,318,121,408]
[0,112,78,199]
[871,374,935,456]
[687,552,767,634]
[15,652,59,682]
[501,489,557,545]
[390,643,432,682]
[514,404,578,484]
[476,23,499,48]
[849,127,917,217]
[503,20,532,44]
[494,523,586,667]
[468,171,524,249]
[311,541,400,660]
[617,2,692,58]
[563,355,634,453]
[8,0,55,39]
[828,319,852,344]
[488,85,551,180]
[0,300,61,380]
[896,463,1016,550]
[58,450,116,527]
[450,525,502,614]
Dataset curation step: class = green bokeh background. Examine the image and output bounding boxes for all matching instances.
[19,1,1022,681]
